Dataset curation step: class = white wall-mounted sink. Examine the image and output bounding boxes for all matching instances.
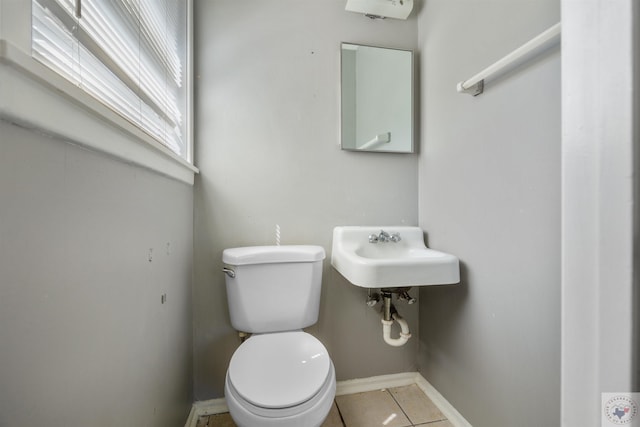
[331,226,460,288]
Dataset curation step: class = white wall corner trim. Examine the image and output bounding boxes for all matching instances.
[0,40,198,185]
[561,0,637,426]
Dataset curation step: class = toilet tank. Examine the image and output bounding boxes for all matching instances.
[222,245,325,333]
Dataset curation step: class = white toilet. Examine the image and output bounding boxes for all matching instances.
[222,245,336,427]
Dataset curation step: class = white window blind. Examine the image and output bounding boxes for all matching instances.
[31,0,188,159]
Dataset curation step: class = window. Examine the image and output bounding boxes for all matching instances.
[31,0,188,160]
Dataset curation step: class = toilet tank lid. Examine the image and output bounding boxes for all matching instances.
[223,245,325,265]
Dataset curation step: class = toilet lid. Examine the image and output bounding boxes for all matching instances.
[228,331,331,409]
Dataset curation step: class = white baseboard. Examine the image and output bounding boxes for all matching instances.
[182,405,196,427]
[414,374,473,427]
[194,398,229,417]
[183,398,228,427]
[185,372,472,427]
[335,372,417,396]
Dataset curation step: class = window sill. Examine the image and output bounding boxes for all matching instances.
[0,40,198,185]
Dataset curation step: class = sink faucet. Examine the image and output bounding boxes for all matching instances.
[369,230,401,243]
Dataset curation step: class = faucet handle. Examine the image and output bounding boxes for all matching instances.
[368,233,379,243]
[390,232,402,242]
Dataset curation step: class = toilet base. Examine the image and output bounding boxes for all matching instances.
[224,362,336,427]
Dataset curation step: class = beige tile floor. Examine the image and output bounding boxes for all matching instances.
[196,384,454,427]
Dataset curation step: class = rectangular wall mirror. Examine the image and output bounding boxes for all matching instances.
[341,43,414,153]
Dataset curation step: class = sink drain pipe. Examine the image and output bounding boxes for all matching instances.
[381,292,412,346]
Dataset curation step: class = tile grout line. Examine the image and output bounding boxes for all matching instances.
[387,386,449,427]
[386,388,416,427]
[333,398,348,427]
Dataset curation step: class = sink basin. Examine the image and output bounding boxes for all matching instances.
[331,226,460,288]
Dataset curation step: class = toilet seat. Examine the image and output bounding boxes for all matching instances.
[227,331,331,409]
[225,361,335,420]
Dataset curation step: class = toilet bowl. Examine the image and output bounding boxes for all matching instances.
[222,246,335,427]
[224,331,336,427]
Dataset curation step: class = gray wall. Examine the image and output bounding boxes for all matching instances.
[193,0,419,400]
[0,120,193,427]
[416,1,561,426]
